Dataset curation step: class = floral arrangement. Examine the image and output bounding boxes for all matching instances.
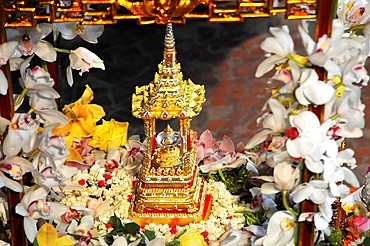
[0,0,370,245]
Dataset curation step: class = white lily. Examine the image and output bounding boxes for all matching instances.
[245,98,288,149]
[15,187,67,242]
[256,25,301,81]
[259,162,300,194]
[295,69,335,106]
[6,23,56,62]
[0,42,18,95]
[260,210,296,246]
[66,47,105,86]
[54,22,104,44]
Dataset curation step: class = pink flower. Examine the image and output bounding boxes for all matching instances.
[348,216,370,234]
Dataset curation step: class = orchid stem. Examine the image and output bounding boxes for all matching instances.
[13,88,28,107]
[282,190,298,217]
[345,24,366,33]
[27,149,40,162]
[331,113,340,120]
[41,61,48,72]
[27,108,34,115]
[55,48,71,54]
[286,53,310,68]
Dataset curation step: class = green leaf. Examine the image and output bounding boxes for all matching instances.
[108,214,123,229]
[364,237,370,246]
[144,230,156,241]
[32,239,39,246]
[165,240,181,246]
[124,222,141,233]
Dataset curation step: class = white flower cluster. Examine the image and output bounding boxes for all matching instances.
[60,163,136,230]
[144,180,249,242]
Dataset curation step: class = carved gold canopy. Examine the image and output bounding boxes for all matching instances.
[1,0,317,27]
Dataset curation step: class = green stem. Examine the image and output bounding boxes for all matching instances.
[286,53,310,68]
[217,169,227,183]
[54,48,71,54]
[27,149,40,162]
[282,190,299,217]
[41,61,48,72]
[14,88,28,106]
[27,108,34,115]
[331,113,340,120]
[345,24,366,34]
[333,81,343,89]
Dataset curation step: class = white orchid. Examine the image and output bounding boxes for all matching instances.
[292,180,330,204]
[66,215,98,245]
[250,187,277,210]
[15,187,67,242]
[54,22,104,44]
[259,161,300,194]
[299,19,348,76]
[6,23,56,62]
[245,98,288,149]
[255,25,302,81]
[337,0,370,28]
[285,111,338,173]
[0,42,17,95]
[295,69,335,106]
[259,210,296,246]
[2,113,39,157]
[66,47,105,86]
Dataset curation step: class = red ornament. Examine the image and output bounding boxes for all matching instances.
[78,179,86,185]
[98,180,105,187]
[103,174,112,180]
[127,194,132,202]
[227,215,233,220]
[105,223,113,229]
[169,225,177,234]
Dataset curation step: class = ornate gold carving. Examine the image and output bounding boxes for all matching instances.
[129,23,210,225]
[2,0,317,27]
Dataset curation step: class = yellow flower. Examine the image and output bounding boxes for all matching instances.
[53,85,105,147]
[88,119,129,151]
[178,228,207,246]
[36,223,74,246]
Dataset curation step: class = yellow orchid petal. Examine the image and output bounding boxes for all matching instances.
[54,236,75,246]
[84,104,106,122]
[78,85,94,105]
[66,148,84,162]
[36,223,58,246]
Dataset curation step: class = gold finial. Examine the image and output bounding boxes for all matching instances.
[163,23,176,68]
[163,124,173,135]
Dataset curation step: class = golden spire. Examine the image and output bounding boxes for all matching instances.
[132,23,205,120]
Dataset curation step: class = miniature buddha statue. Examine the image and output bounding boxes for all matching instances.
[151,125,182,168]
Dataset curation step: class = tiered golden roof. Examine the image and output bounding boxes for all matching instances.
[132,23,205,120]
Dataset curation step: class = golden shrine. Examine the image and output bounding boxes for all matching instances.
[129,23,211,226]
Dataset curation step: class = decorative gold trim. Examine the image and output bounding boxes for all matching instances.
[3,0,317,27]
